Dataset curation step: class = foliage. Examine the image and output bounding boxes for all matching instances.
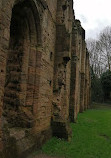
[41,105,111,158]
[91,68,104,102]
[87,26,111,102]
[101,70,111,100]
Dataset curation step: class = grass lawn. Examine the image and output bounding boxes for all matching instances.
[41,103,111,158]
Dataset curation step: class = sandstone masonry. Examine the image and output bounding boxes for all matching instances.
[0,0,91,157]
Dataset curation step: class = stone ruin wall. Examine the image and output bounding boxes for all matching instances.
[0,0,91,157]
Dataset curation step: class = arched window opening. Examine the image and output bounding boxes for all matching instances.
[3,0,40,128]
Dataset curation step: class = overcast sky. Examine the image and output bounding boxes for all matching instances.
[74,0,111,39]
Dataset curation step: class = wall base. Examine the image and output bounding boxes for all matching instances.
[0,127,52,158]
[51,120,72,141]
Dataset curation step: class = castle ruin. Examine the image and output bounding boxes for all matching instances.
[0,0,90,157]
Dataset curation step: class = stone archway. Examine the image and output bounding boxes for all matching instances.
[3,0,41,128]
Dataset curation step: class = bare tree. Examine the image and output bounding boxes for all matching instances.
[86,26,111,77]
[97,26,111,71]
[86,38,103,76]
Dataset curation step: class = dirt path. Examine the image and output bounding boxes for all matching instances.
[29,154,62,158]
[27,152,64,158]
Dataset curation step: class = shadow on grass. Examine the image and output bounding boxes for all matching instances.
[90,102,111,110]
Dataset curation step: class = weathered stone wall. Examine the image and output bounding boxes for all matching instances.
[0,0,57,157]
[69,19,90,122]
[70,20,81,122]
[52,0,73,140]
[0,0,91,157]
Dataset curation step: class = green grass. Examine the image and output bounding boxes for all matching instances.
[41,103,111,158]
